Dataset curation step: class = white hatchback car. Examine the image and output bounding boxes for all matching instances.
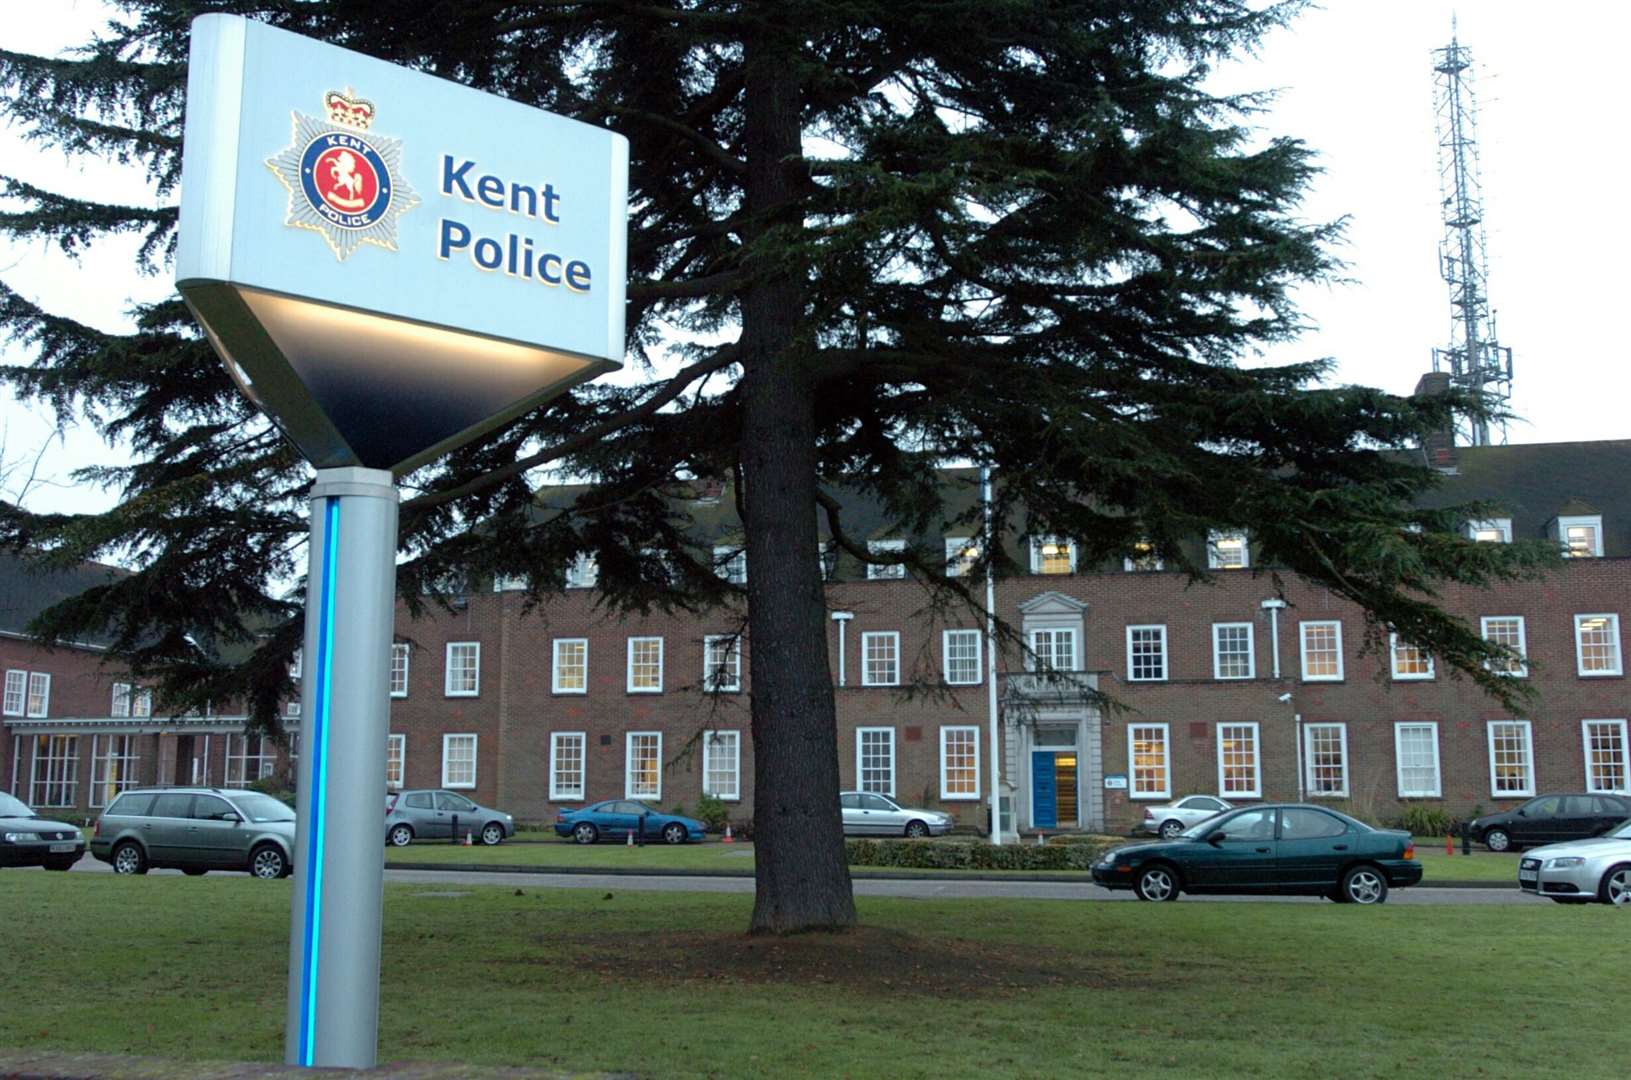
[1518,817,1631,905]
[1140,795,1234,839]
[840,791,954,838]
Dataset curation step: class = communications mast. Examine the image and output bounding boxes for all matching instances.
[1430,22,1513,446]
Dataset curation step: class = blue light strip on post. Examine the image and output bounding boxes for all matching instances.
[299,497,341,1066]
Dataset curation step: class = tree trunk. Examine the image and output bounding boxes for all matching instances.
[740,22,857,934]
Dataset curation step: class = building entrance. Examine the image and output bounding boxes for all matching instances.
[1030,750,1079,829]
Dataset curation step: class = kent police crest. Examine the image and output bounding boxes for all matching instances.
[267,89,420,261]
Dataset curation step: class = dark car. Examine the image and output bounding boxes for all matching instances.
[553,800,705,845]
[1463,793,1631,852]
[1091,803,1421,905]
[0,792,84,871]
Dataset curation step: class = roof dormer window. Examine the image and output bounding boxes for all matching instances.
[1467,519,1511,544]
[1556,515,1604,558]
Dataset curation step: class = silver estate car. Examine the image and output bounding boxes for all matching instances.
[840,791,954,838]
[1518,816,1631,905]
[385,789,515,846]
[90,787,296,879]
[1139,795,1235,839]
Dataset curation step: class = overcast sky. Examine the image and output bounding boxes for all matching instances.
[2,0,1627,518]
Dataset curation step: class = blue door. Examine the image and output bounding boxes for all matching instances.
[1032,752,1057,829]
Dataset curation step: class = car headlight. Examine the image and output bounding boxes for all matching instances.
[1096,850,1119,867]
[1545,857,1585,869]
[3,831,39,842]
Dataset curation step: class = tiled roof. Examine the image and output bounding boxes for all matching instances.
[0,554,124,648]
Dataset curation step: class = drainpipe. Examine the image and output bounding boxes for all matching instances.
[830,611,854,687]
[1260,598,1286,680]
[982,465,1003,845]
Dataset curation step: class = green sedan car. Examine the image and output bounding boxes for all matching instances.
[1092,803,1421,904]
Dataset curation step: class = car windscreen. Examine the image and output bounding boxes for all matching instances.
[1610,817,1631,840]
[231,792,296,823]
[0,792,32,818]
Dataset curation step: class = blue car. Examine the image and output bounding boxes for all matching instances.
[553,800,706,845]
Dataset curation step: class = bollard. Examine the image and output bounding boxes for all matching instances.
[1462,824,1472,856]
[451,814,459,845]
[1445,832,1454,856]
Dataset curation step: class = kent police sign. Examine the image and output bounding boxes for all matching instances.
[177,15,627,474]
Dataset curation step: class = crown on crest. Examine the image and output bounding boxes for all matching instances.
[323,89,375,130]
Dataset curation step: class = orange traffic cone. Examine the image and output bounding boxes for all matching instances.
[463,831,472,846]
[722,825,735,844]
[626,830,634,846]
[1445,833,1454,856]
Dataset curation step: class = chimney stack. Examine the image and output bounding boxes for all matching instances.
[1413,371,1457,471]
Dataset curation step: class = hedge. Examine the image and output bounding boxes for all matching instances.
[845,836,1117,871]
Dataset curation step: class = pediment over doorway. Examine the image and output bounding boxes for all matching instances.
[1017,590,1088,617]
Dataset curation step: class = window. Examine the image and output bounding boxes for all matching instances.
[549,732,585,801]
[1299,621,1344,681]
[817,540,837,581]
[1481,616,1528,678]
[866,539,907,580]
[1030,628,1077,675]
[1126,625,1167,682]
[1281,807,1348,839]
[1129,723,1170,800]
[552,639,588,694]
[224,734,275,788]
[390,643,410,697]
[940,726,980,800]
[1394,723,1442,798]
[861,631,900,687]
[25,672,50,718]
[714,545,747,585]
[703,730,741,800]
[1212,623,1254,680]
[286,701,302,718]
[386,734,405,790]
[942,629,982,686]
[626,732,661,800]
[564,554,599,589]
[1583,720,1630,794]
[1208,531,1249,569]
[1389,634,1434,681]
[1304,723,1349,797]
[441,733,477,789]
[1030,537,1076,575]
[3,670,25,716]
[1575,614,1623,676]
[1217,723,1261,798]
[92,735,140,808]
[289,648,303,679]
[627,636,664,693]
[1487,721,1534,798]
[944,537,978,578]
[703,635,742,693]
[30,734,78,807]
[857,727,895,795]
[1557,514,1604,558]
[1468,518,1511,543]
[491,573,528,592]
[1124,540,1162,572]
[444,642,480,696]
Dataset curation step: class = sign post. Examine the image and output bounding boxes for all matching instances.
[175,14,627,1068]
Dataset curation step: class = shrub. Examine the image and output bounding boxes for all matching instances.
[247,776,296,808]
[845,837,1116,872]
[694,793,729,832]
[1393,804,1455,838]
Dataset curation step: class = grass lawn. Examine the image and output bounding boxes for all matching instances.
[1413,846,1521,883]
[2,872,1620,1078]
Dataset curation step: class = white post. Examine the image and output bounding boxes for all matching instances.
[1295,712,1305,803]
[1260,598,1285,680]
[830,611,853,687]
[983,466,1002,844]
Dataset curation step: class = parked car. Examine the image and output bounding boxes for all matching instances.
[840,791,954,838]
[89,787,295,878]
[553,800,705,844]
[1518,816,1631,904]
[1092,803,1421,904]
[1463,793,1631,852]
[1139,795,1234,839]
[386,789,515,846]
[0,792,84,871]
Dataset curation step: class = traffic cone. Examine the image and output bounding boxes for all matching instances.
[1037,832,1045,846]
[463,831,473,846]
[626,830,634,846]
[722,825,734,844]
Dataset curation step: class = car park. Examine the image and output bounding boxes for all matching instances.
[553,800,706,844]
[1463,793,1631,852]
[1092,803,1421,904]
[386,789,516,846]
[1518,817,1631,904]
[89,787,295,878]
[840,791,954,838]
[1139,794,1234,839]
[0,792,85,871]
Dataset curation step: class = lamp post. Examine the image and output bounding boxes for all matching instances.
[982,465,1003,845]
[830,611,854,687]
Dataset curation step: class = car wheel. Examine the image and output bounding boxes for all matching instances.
[1484,828,1511,853]
[1133,864,1180,902]
[387,824,414,847]
[182,867,208,877]
[572,822,599,845]
[250,844,288,880]
[1341,865,1388,905]
[111,841,147,875]
[1597,863,1631,906]
[1158,820,1185,840]
[662,822,687,845]
[904,819,929,839]
[480,822,505,846]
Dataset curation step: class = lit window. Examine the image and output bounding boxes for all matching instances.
[627,636,664,693]
[1468,519,1511,543]
[1031,537,1076,575]
[1123,540,1162,573]
[25,672,50,718]
[131,688,152,717]
[1129,723,1170,800]
[1583,720,1630,795]
[224,734,275,788]
[857,727,895,795]
[626,731,661,799]
[549,732,585,801]
[442,733,478,789]
[1557,515,1603,558]
[866,539,907,580]
[30,734,78,807]
[940,726,980,800]
[1212,623,1254,680]
[1487,721,1533,797]
[553,638,588,694]
[861,631,900,687]
[564,554,599,589]
[703,730,741,800]
[1394,723,1441,798]
[1304,723,1348,797]
[445,642,481,696]
[1389,634,1434,681]
[1217,723,1260,798]
[704,635,742,692]
[1208,532,1249,569]
[1480,616,1527,677]
[386,734,406,790]
[89,735,139,808]
[1299,621,1344,681]
[1030,628,1077,675]
[942,629,982,686]
[390,643,410,697]
[1126,625,1168,682]
[714,545,747,585]
[1575,614,1624,677]
[944,537,979,578]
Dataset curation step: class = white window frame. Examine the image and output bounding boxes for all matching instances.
[386,733,406,790]
[1575,613,1624,677]
[549,731,586,801]
[390,643,410,697]
[1128,723,1171,800]
[441,733,478,790]
[224,734,275,788]
[860,631,901,687]
[944,536,978,577]
[89,734,140,809]
[1028,628,1078,674]
[1486,720,1535,798]
[2,670,24,717]
[1030,536,1077,575]
[626,636,665,693]
[856,727,896,796]
[1211,622,1255,680]
[702,730,741,801]
[703,635,742,693]
[29,734,78,808]
[444,642,481,697]
[1123,542,1163,573]
[1216,722,1261,799]
[111,682,132,718]
[714,545,747,585]
[1207,531,1250,569]
[1303,722,1350,798]
[491,573,528,592]
[942,629,982,686]
[625,731,662,800]
[552,638,589,695]
[1557,514,1604,558]
[289,648,303,679]
[564,554,599,589]
[24,672,50,718]
[1299,621,1344,682]
[1582,719,1631,795]
[1394,722,1442,798]
[1126,624,1168,682]
[1388,633,1435,681]
[939,725,980,800]
[866,539,907,580]
[1480,616,1528,678]
[1468,518,1512,543]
